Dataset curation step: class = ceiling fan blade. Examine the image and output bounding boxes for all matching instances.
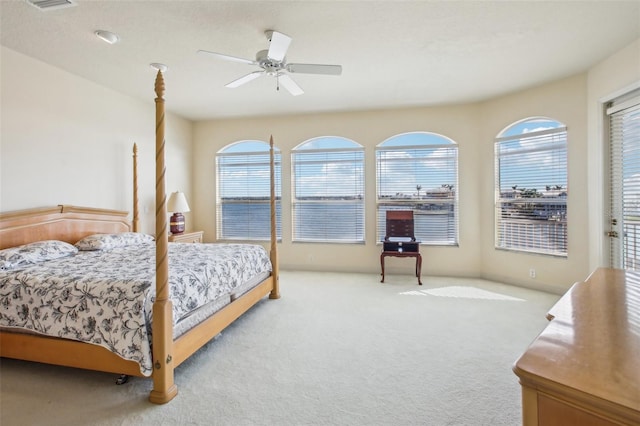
[197,49,256,65]
[286,63,342,75]
[267,31,292,62]
[278,74,304,96]
[225,71,265,88]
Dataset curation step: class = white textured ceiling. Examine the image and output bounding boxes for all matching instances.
[1,0,639,121]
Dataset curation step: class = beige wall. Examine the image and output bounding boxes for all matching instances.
[0,47,194,235]
[193,77,585,292]
[193,105,483,278]
[3,38,639,293]
[478,74,588,292]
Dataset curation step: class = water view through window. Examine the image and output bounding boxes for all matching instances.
[376,132,459,245]
[495,118,568,256]
[216,140,281,240]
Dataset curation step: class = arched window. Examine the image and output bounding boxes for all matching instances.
[376,132,458,245]
[495,117,567,256]
[291,137,364,243]
[216,140,281,240]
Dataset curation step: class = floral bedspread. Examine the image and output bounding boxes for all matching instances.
[0,242,271,376]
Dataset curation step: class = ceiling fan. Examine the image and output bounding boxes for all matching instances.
[198,30,342,96]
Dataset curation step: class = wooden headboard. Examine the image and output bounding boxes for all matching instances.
[0,205,131,249]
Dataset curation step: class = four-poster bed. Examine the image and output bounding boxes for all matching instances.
[0,71,280,404]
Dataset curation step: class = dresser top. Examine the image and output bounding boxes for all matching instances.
[514,267,640,416]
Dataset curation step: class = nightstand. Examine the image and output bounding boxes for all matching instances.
[168,230,203,243]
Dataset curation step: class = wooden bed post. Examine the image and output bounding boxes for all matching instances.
[132,143,140,233]
[269,135,280,299]
[149,70,178,404]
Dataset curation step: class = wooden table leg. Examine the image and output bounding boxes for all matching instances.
[380,253,385,283]
[416,254,422,285]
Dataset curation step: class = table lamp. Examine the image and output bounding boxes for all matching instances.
[167,191,190,234]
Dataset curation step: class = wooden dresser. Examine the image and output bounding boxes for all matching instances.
[513,268,640,425]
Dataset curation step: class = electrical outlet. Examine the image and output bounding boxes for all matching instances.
[529,268,536,278]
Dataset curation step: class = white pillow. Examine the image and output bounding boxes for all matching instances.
[0,240,78,271]
[75,232,154,251]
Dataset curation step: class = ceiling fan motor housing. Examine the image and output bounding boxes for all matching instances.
[256,49,285,75]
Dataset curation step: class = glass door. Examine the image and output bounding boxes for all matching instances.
[608,93,640,270]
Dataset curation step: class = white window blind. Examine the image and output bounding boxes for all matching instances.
[608,94,640,270]
[495,119,567,256]
[292,137,364,243]
[216,141,281,241]
[376,133,458,245]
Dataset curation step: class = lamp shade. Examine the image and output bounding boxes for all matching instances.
[167,191,190,213]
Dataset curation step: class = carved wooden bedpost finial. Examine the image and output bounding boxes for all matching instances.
[154,70,165,99]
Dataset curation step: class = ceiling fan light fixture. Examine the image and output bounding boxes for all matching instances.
[150,63,168,73]
[95,30,119,45]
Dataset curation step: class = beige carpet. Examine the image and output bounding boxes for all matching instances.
[0,271,559,425]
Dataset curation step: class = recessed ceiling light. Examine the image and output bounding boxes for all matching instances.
[150,63,168,72]
[95,30,119,45]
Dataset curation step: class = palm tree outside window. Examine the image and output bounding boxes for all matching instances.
[494,117,568,256]
[376,132,458,245]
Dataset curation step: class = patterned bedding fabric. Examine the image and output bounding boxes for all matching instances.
[0,242,272,376]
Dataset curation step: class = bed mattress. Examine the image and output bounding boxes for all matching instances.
[0,242,272,375]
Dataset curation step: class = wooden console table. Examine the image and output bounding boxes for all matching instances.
[513,268,640,425]
[380,245,422,285]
